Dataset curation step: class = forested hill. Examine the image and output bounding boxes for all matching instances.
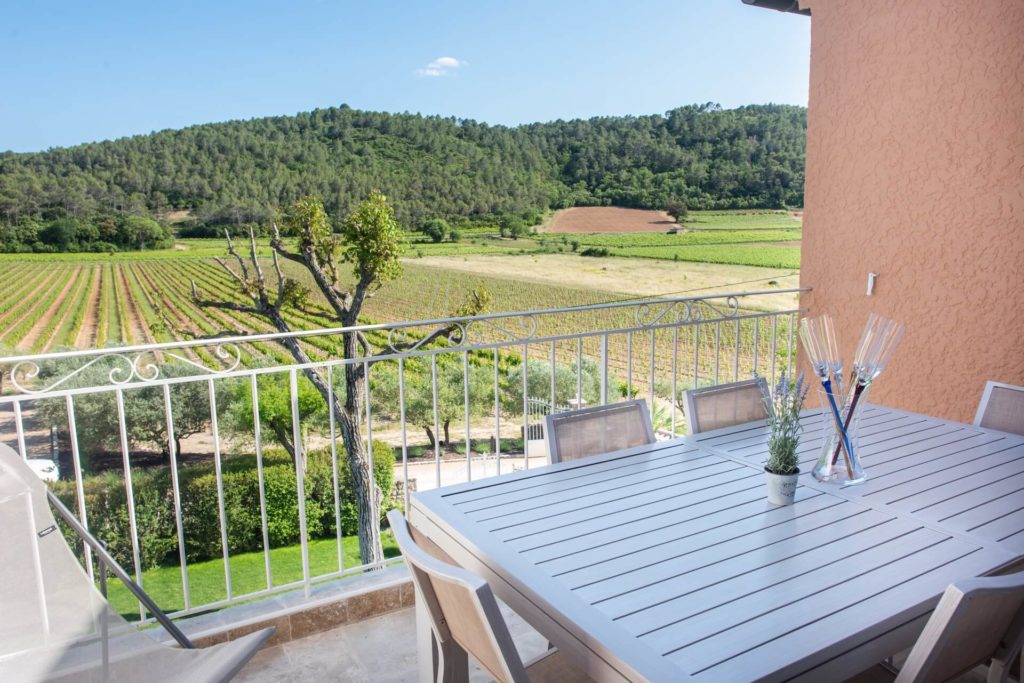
[0,103,805,232]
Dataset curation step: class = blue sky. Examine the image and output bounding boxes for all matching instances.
[0,1,810,153]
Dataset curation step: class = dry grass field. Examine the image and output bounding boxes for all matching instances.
[547,207,679,233]
[414,254,800,312]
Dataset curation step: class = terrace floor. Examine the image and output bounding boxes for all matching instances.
[236,602,549,682]
[234,602,992,683]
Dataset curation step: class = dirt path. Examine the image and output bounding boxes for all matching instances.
[74,265,103,349]
[116,265,154,345]
[16,267,82,351]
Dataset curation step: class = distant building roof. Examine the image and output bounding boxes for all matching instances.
[741,0,810,16]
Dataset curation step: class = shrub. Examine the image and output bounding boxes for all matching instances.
[51,441,396,570]
[580,247,610,257]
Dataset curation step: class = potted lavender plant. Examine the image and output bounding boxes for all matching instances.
[763,371,809,505]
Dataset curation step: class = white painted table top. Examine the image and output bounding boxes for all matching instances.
[409,405,1024,682]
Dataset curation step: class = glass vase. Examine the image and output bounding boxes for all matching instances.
[812,384,868,485]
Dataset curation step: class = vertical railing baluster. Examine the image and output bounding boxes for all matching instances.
[161,385,189,609]
[327,367,342,574]
[493,349,501,477]
[648,332,655,416]
[770,315,779,384]
[671,327,679,434]
[431,356,441,488]
[65,395,93,582]
[549,342,556,409]
[288,369,311,598]
[463,352,471,482]
[714,322,721,385]
[250,375,272,589]
[399,358,410,511]
[522,344,529,469]
[207,380,232,601]
[600,335,609,405]
[733,320,741,381]
[753,318,760,377]
[788,312,796,378]
[363,361,376,548]
[626,331,633,399]
[692,325,700,389]
[115,388,145,620]
[576,337,583,406]
[14,400,27,460]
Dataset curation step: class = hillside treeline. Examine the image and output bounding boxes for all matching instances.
[0,102,805,249]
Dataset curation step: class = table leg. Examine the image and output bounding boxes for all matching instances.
[415,588,468,683]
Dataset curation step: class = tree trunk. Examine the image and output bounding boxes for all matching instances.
[443,420,451,449]
[268,314,383,567]
[340,331,383,567]
[424,426,436,450]
[270,421,297,465]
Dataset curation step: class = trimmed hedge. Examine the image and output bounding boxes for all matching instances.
[51,442,395,570]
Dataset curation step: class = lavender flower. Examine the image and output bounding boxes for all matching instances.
[763,370,809,475]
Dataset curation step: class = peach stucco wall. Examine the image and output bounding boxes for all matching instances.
[798,0,1024,422]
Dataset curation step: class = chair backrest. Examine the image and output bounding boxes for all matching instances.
[896,572,1024,683]
[974,381,1024,437]
[387,510,528,683]
[544,399,656,464]
[683,377,769,435]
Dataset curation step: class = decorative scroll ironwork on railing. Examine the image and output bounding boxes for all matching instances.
[634,295,741,327]
[383,312,541,354]
[7,343,243,395]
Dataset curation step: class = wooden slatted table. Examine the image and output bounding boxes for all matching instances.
[409,406,1024,682]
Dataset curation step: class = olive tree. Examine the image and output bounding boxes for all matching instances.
[193,192,482,566]
[193,192,405,565]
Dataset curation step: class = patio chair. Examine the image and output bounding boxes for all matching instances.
[0,442,274,682]
[387,510,591,683]
[544,399,655,464]
[682,377,769,435]
[847,572,1024,683]
[974,381,1024,437]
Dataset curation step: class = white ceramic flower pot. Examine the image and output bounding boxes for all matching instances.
[764,467,799,506]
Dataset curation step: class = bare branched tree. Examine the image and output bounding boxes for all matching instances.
[192,193,402,565]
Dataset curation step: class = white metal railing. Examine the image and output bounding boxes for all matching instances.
[0,288,805,620]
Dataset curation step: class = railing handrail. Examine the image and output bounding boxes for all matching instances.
[0,306,806,402]
[0,288,808,366]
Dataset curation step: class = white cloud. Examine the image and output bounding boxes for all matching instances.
[415,56,466,77]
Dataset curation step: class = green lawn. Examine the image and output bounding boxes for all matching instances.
[108,533,401,620]
[607,244,801,269]
[682,210,801,230]
[571,229,801,248]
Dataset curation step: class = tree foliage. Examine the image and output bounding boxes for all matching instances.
[36,362,212,471]
[0,212,173,253]
[193,192,433,567]
[418,217,449,243]
[0,103,806,245]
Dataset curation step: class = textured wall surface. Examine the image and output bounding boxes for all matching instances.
[799,0,1024,422]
